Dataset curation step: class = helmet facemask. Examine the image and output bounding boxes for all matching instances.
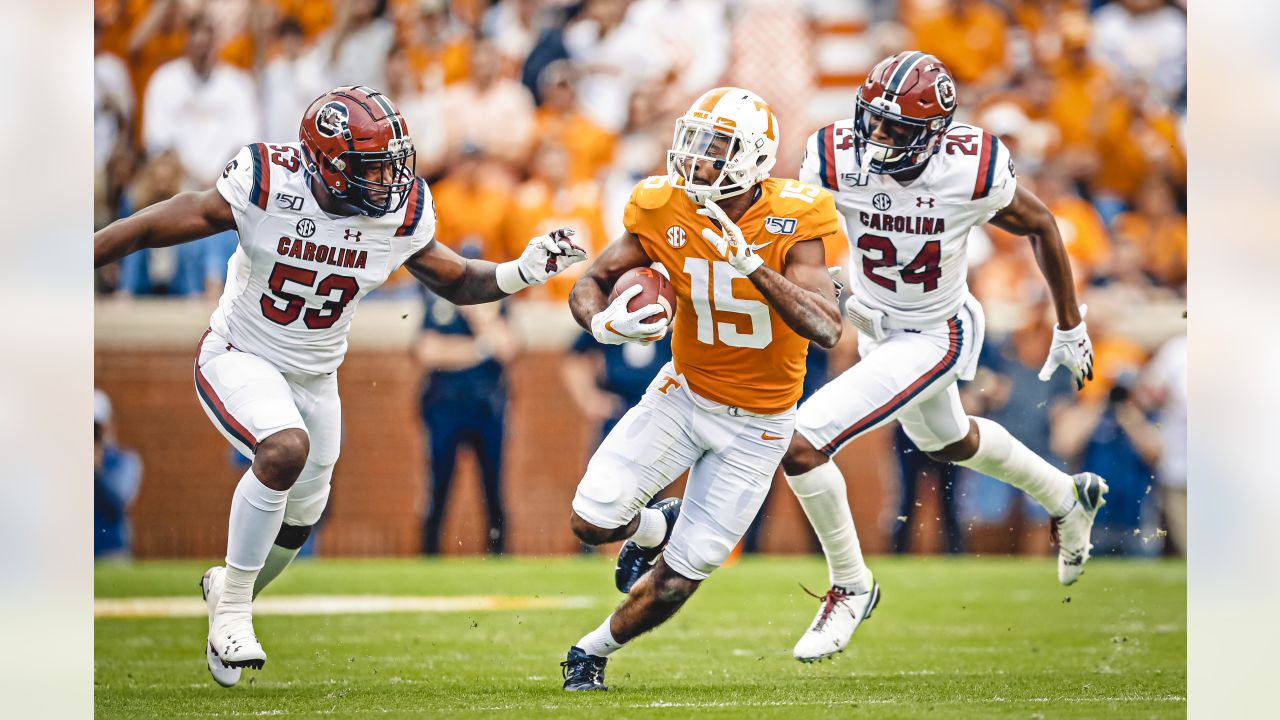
[304,138,417,218]
[853,94,949,175]
[667,120,755,204]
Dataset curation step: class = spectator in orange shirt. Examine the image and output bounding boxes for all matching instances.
[1033,164,1111,285]
[125,0,189,138]
[431,146,514,262]
[398,0,472,91]
[533,61,617,184]
[1046,13,1114,153]
[1113,176,1187,288]
[1091,80,1185,222]
[909,0,1009,99]
[499,142,606,302]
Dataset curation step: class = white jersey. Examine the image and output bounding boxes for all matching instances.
[800,121,1016,328]
[212,142,436,375]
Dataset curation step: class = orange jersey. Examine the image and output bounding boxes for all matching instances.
[624,176,840,414]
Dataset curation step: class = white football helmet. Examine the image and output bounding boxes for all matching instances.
[667,87,779,203]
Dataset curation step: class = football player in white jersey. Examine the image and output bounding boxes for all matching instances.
[93,86,586,685]
[780,52,1108,662]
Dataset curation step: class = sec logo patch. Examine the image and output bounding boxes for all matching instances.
[873,193,892,211]
[666,225,687,248]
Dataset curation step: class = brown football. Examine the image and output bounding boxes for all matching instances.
[608,267,677,324]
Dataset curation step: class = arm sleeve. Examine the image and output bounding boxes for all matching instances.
[214,145,257,219]
[976,135,1018,225]
[622,181,645,235]
[798,130,823,188]
[407,190,438,257]
[800,189,842,243]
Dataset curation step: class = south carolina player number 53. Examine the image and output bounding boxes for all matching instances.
[259,263,360,329]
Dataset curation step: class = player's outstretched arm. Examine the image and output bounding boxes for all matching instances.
[568,232,653,331]
[990,184,1094,389]
[749,239,843,349]
[402,228,586,305]
[93,188,235,268]
[989,185,1082,330]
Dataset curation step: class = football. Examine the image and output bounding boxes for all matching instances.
[609,266,677,324]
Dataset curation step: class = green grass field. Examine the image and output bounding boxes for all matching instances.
[94,555,1186,719]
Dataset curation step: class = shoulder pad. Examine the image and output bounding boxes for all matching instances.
[630,176,677,210]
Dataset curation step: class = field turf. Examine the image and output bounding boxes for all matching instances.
[95,555,1186,719]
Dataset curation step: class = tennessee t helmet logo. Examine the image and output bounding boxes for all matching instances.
[315,101,350,139]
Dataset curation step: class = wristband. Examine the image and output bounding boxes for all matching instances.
[495,260,531,294]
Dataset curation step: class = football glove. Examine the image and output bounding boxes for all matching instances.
[697,199,764,276]
[518,227,587,284]
[590,284,670,346]
[1038,304,1094,390]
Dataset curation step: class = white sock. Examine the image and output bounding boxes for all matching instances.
[786,461,872,594]
[221,470,288,606]
[957,417,1075,517]
[630,508,667,548]
[577,615,625,657]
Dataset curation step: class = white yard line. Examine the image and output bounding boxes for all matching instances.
[94,594,595,619]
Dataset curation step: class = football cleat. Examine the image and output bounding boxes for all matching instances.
[201,567,242,687]
[792,580,881,663]
[614,497,681,593]
[209,591,267,670]
[1052,472,1109,585]
[561,646,608,691]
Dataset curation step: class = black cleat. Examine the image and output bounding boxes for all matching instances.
[614,497,681,593]
[561,646,608,691]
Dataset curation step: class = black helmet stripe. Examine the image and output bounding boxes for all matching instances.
[885,51,927,98]
[367,91,403,140]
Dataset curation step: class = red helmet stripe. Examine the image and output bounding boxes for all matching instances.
[249,143,270,210]
[972,132,999,199]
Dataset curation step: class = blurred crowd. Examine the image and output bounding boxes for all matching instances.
[94,0,1187,557]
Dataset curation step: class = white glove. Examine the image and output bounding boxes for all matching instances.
[590,284,670,346]
[522,227,587,283]
[697,199,764,276]
[1038,304,1094,390]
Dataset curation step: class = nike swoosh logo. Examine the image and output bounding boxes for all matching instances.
[761,431,785,441]
[746,241,772,252]
[605,320,662,343]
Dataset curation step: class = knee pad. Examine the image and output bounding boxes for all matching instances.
[664,527,732,582]
[571,461,640,530]
[274,522,313,550]
[283,460,334,527]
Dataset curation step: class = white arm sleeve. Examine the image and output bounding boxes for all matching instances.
[976,136,1018,225]
[798,130,823,188]
[214,145,258,229]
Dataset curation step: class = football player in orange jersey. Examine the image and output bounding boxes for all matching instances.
[557,87,844,691]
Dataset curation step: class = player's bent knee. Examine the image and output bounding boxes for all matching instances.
[254,428,310,488]
[652,562,700,604]
[923,422,979,463]
[569,511,620,545]
[782,433,826,477]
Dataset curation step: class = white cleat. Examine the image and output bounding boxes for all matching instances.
[792,580,881,662]
[201,567,242,687]
[207,578,267,672]
[1052,472,1109,586]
